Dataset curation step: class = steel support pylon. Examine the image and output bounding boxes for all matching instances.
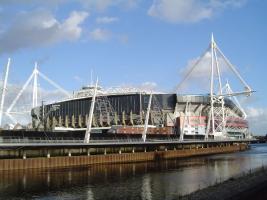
[0,58,11,127]
[85,78,98,143]
[142,92,153,142]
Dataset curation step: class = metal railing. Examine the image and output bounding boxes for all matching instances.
[0,136,254,145]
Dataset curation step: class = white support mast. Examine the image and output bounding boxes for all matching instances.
[85,78,98,143]
[0,58,11,126]
[176,33,253,140]
[205,110,211,140]
[210,33,215,135]
[179,101,189,141]
[142,92,153,142]
[32,62,38,108]
[6,64,70,125]
[214,44,226,135]
[224,81,247,119]
[6,70,35,114]
[207,34,228,138]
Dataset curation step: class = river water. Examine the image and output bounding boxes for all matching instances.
[0,144,267,200]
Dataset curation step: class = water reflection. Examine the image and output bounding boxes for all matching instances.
[87,189,94,200]
[141,175,152,200]
[0,144,267,200]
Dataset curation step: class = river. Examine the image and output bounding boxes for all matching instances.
[0,144,266,200]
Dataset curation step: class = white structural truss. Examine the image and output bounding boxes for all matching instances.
[4,62,70,125]
[85,78,98,143]
[176,34,253,139]
[222,81,247,119]
[0,58,11,126]
[142,92,153,142]
[179,101,189,141]
[32,63,38,108]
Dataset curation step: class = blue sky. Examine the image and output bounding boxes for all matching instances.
[0,0,266,134]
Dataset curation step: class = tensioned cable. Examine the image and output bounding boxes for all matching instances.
[175,46,211,92]
[216,46,251,91]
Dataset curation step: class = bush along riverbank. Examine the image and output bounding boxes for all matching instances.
[180,166,267,200]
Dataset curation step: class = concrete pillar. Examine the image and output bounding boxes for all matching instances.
[107,112,111,126]
[132,148,135,153]
[92,115,97,127]
[122,111,126,126]
[71,115,75,128]
[130,111,134,125]
[47,151,50,158]
[87,149,90,156]
[114,112,118,125]
[78,115,82,128]
[99,113,103,127]
[68,151,72,157]
[85,115,88,128]
[119,149,122,154]
[52,116,57,128]
[58,116,62,126]
[46,117,50,129]
[139,111,143,125]
[104,148,107,155]
[65,115,69,128]
[149,112,152,125]
[23,152,26,159]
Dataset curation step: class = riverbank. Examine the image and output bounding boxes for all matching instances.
[0,143,247,170]
[181,166,267,200]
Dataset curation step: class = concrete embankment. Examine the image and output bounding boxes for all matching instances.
[181,167,267,200]
[0,143,247,170]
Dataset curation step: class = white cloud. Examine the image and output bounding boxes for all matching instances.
[0,0,65,6]
[148,0,212,23]
[88,29,129,43]
[0,10,88,54]
[118,34,129,44]
[73,75,84,83]
[0,0,140,11]
[177,51,229,92]
[246,106,267,135]
[81,0,117,11]
[210,0,247,9]
[148,0,246,23]
[80,0,139,11]
[96,16,119,24]
[89,28,111,41]
[140,82,158,91]
[181,52,212,79]
[246,107,265,118]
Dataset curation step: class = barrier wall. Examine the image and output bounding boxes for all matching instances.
[0,143,247,171]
